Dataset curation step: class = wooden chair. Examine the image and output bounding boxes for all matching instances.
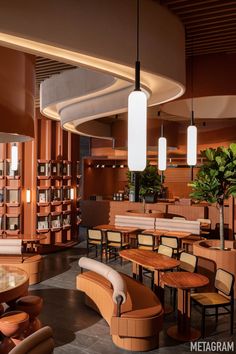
[105,230,129,265]
[137,234,158,251]
[87,229,105,261]
[172,252,198,309]
[9,326,54,354]
[191,268,235,337]
[160,236,183,257]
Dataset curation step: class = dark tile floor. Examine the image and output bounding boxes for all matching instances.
[30,242,236,353]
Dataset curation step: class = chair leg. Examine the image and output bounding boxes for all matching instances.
[230,302,234,334]
[215,307,218,324]
[201,307,206,338]
[100,244,103,262]
[87,242,89,257]
[95,245,98,258]
[151,272,154,290]
[105,245,108,263]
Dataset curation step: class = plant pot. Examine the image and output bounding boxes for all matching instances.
[193,239,236,298]
[144,194,157,203]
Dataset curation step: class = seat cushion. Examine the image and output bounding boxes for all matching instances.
[108,242,129,248]
[191,292,231,306]
[89,240,105,245]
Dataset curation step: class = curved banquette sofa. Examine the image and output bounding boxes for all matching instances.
[77,257,163,352]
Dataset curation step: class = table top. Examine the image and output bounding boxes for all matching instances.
[161,271,209,290]
[0,265,29,294]
[94,224,139,233]
[143,229,191,239]
[120,249,180,271]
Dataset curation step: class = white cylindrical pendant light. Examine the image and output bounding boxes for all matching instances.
[11,144,18,171]
[187,125,197,166]
[158,137,167,171]
[70,188,74,200]
[26,189,31,203]
[128,90,147,171]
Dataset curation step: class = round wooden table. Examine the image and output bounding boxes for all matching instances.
[161,271,209,341]
[0,265,29,303]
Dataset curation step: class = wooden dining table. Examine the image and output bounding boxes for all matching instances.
[119,249,180,300]
[161,271,209,341]
[94,224,139,244]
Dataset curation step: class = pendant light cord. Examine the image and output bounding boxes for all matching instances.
[135,0,141,91]
[190,37,194,125]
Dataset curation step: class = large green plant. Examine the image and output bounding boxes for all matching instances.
[139,163,163,197]
[189,144,236,250]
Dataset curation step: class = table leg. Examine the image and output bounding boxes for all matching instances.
[138,265,143,283]
[155,272,173,314]
[167,288,201,341]
[132,262,137,280]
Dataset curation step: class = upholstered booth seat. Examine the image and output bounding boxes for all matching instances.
[77,257,163,352]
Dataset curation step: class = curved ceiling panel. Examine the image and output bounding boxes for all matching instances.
[162,96,236,120]
[0,0,186,127]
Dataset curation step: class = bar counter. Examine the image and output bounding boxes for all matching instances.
[80,200,230,228]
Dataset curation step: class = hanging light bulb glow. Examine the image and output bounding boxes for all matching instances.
[128,90,147,171]
[187,111,197,166]
[158,137,167,171]
[11,144,18,171]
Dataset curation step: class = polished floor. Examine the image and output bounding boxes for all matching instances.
[30,241,236,353]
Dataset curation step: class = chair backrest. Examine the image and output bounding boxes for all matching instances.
[158,244,173,257]
[160,236,178,249]
[215,268,235,297]
[137,234,154,246]
[180,252,197,272]
[79,257,127,306]
[155,218,200,235]
[88,229,102,241]
[106,230,122,243]
[9,326,54,354]
[172,216,186,220]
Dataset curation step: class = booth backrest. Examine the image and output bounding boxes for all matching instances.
[0,239,23,256]
[79,257,127,305]
[115,215,155,230]
[155,218,200,235]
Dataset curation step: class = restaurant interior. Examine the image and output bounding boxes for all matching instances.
[0,0,236,353]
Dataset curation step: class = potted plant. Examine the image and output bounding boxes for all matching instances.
[189,144,236,250]
[139,163,164,203]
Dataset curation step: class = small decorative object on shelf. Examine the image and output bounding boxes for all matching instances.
[5,214,20,234]
[0,214,4,232]
[0,160,4,177]
[6,159,20,179]
[5,187,21,206]
[51,161,62,178]
[51,187,62,203]
[0,189,4,203]
[62,212,71,227]
[63,186,71,201]
[37,214,50,232]
[62,161,71,178]
[51,214,62,230]
[37,187,50,205]
[37,160,50,179]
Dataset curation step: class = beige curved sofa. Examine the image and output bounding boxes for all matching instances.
[77,257,163,352]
